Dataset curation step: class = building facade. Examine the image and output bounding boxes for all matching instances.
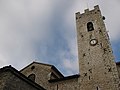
[76,5,120,90]
[0,5,120,90]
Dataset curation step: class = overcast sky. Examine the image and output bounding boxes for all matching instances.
[0,0,120,76]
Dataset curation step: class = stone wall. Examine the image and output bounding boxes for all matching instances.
[116,64,120,79]
[21,62,79,90]
[21,62,52,89]
[0,70,43,90]
[0,71,7,90]
[49,78,78,90]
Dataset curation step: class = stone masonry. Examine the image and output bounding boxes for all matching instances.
[0,66,45,90]
[76,5,120,90]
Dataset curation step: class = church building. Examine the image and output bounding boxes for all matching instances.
[0,5,120,90]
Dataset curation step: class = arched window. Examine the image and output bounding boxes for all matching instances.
[87,22,94,31]
[28,74,35,81]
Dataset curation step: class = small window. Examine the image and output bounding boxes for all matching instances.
[28,74,35,81]
[87,22,94,31]
[31,66,35,70]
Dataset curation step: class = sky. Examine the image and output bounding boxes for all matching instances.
[0,0,120,76]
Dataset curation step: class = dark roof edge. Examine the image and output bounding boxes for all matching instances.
[51,66,64,78]
[20,61,52,72]
[0,66,45,90]
[116,62,120,65]
[48,74,80,83]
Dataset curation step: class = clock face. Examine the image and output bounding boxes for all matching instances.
[90,39,98,46]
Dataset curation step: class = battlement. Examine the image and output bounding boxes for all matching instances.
[76,5,100,20]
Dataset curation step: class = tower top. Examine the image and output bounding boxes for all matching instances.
[76,5,100,19]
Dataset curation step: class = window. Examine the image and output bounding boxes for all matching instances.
[87,22,94,31]
[31,66,35,70]
[28,74,35,81]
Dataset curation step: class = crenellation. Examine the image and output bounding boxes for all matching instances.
[75,12,80,20]
[94,5,100,10]
[84,8,89,13]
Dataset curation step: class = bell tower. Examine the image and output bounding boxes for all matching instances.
[76,5,120,90]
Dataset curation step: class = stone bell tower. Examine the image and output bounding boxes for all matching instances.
[76,5,120,90]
